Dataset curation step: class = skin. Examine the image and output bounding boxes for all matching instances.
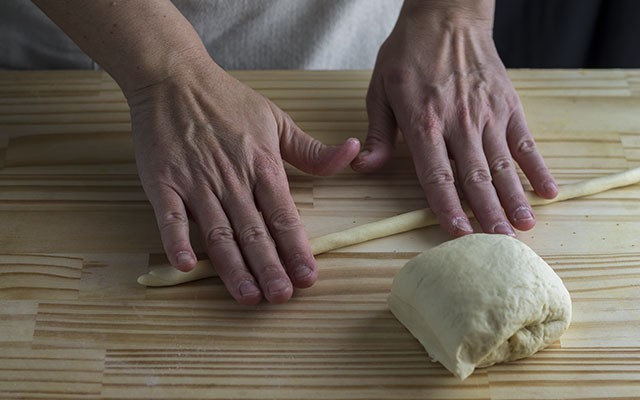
[128,59,361,305]
[353,0,558,236]
[33,0,360,305]
[33,0,557,304]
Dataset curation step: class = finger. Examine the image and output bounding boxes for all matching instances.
[452,133,515,236]
[407,123,474,237]
[278,112,360,176]
[147,185,197,272]
[483,122,536,232]
[188,189,262,305]
[223,187,294,304]
[352,82,398,173]
[254,166,317,289]
[507,108,558,199]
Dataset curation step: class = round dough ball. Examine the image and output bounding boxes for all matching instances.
[388,234,572,380]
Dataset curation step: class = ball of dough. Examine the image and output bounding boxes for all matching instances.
[388,234,572,380]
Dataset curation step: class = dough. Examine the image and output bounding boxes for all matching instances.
[388,234,572,380]
[137,165,640,287]
[137,263,215,287]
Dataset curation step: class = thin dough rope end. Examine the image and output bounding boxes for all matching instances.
[138,260,217,287]
[138,166,640,288]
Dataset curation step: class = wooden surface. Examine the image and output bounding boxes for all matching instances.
[1,69,640,399]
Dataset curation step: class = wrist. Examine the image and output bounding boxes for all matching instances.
[400,0,495,31]
[105,12,214,98]
[33,0,216,99]
[116,43,213,99]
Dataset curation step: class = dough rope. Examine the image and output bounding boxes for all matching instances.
[138,166,640,287]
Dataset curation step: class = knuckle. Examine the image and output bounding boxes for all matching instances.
[463,167,493,186]
[158,211,188,231]
[419,167,455,187]
[205,226,235,247]
[304,141,330,177]
[268,207,302,235]
[517,139,537,155]
[237,224,271,246]
[490,157,515,174]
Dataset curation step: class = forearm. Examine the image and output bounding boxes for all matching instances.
[32,0,209,95]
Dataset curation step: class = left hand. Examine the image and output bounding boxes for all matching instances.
[128,56,360,305]
[352,0,558,237]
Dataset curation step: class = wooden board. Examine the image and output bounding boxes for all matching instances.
[1,69,640,399]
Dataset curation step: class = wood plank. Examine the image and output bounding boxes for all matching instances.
[1,69,640,399]
[0,348,104,399]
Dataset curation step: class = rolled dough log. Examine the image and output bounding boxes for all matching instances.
[138,165,640,286]
[388,234,572,380]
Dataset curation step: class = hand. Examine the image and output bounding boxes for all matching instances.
[127,55,360,305]
[352,0,558,236]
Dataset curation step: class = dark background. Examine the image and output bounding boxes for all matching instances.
[494,0,640,68]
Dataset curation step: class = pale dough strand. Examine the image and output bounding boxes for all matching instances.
[138,166,640,287]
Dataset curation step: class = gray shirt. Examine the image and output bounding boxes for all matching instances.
[0,0,403,70]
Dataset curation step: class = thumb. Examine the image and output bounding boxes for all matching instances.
[351,89,397,173]
[279,114,361,177]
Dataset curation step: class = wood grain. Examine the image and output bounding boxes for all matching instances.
[1,69,640,399]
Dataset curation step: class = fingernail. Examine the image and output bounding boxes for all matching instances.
[346,137,360,146]
[176,251,194,267]
[452,217,474,233]
[267,279,290,296]
[239,281,261,297]
[493,223,516,236]
[294,265,313,281]
[514,207,534,222]
[359,149,371,157]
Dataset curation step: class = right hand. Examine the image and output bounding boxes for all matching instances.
[352,0,557,237]
[127,54,360,305]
